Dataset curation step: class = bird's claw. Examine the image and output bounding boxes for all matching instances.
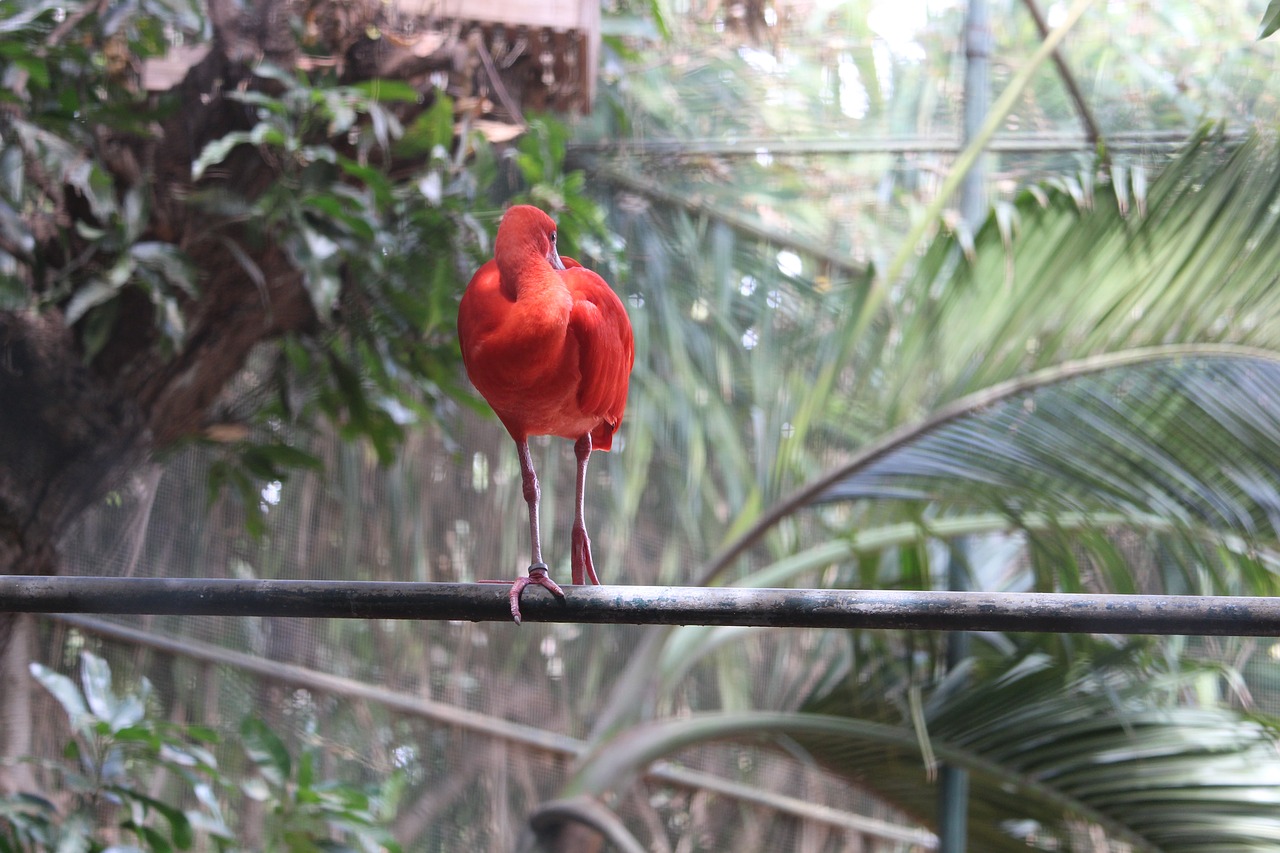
[507,563,565,625]
[571,527,601,586]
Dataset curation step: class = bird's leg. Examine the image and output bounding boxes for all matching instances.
[571,434,601,586]
[518,438,545,570]
[504,439,564,624]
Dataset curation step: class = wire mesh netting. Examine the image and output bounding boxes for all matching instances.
[15,4,1280,847]
[39,402,929,851]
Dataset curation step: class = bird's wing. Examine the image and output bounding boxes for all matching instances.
[563,267,634,450]
[457,259,501,367]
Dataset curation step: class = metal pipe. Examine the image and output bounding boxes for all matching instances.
[959,0,991,229]
[567,130,1246,157]
[939,543,973,853]
[7,577,1280,634]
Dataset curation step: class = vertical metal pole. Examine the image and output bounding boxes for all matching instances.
[941,0,990,846]
[938,545,972,853]
[959,0,992,227]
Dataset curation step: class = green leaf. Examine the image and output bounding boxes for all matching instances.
[239,442,322,479]
[705,133,1280,589]
[135,823,174,852]
[303,193,376,241]
[287,225,342,317]
[240,718,291,781]
[335,156,393,207]
[206,461,267,538]
[11,55,50,90]
[297,750,314,791]
[154,295,186,349]
[28,662,91,733]
[114,789,195,850]
[131,242,197,297]
[1260,0,1280,39]
[224,89,291,114]
[247,61,297,87]
[808,655,1280,852]
[297,144,338,165]
[349,79,421,103]
[191,131,255,180]
[184,725,219,744]
[571,658,1280,852]
[65,159,118,222]
[394,94,454,159]
[79,651,118,723]
[240,776,271,802]
[818,350,1280,523]
[325,100,358,136]
[105,689,147,734]
[0,0,76,34]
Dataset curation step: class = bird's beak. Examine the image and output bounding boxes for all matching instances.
[549,248,566,271]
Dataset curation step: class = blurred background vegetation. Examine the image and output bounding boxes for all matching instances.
[4,0,1280,849]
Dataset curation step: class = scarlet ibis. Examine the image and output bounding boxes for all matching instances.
[458,205,635,624]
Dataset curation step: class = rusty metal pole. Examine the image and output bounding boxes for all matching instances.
[943,0,993,844]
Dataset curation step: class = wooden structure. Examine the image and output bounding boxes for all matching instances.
[394,0,601,115]
[143,0,602,127]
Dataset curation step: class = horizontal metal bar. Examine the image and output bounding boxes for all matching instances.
[568,130,1248,157]
[592,164,866,277]
[6,577,1280,635]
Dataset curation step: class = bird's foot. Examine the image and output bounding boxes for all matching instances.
[571,527,601,586]
[481,563,565,625]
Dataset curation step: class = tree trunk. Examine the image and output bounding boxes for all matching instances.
[0,614,36,795]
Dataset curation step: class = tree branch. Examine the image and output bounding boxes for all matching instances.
[1019,0,1108,162]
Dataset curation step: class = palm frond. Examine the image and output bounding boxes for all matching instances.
[891,132,1280,412]
[707,131,1280,583]
[569,655,1280,852]
[702,348,1280,600]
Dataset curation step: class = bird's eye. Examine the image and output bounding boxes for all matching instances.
[549,231,557,245]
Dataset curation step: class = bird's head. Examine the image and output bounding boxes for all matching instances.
[496,205,566,272]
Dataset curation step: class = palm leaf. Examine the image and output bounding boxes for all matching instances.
[890,131,1280,412]
[580,116,1280,845]
[699,348,1280,597]
[592,134,1280,749]
[629,349,1280,718]
[568,655,1280,852]
[820,351,1280,550]
[708,132,1280,585]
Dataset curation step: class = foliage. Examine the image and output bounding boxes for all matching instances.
[237,718,402,853]
[584,0,1280,279]
[1262,0,1280,39]
[554,9,1280,841]
[0,0,610,535]
[683,130,1280,591]
[560,121,1280,845]
[194,89,610,529]
[570,650,1280,852]
[0,652,400,852]
[3,652,224,852]
[0,0,200,311]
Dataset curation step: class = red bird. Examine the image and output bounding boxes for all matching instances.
[458,205,634,624]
